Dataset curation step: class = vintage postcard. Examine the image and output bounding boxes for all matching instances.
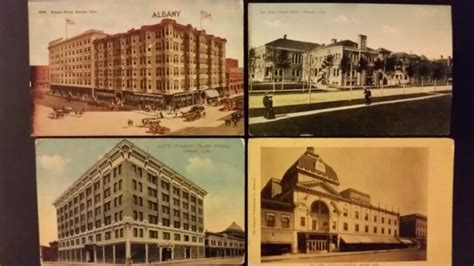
[29,0,244,136]
[36,138,245,265]
[248,138,453,265]
[248,3,453,136]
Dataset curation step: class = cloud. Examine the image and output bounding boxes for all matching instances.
[37,154,71,175]
[263,19,289,31]
[185,157,217,177]
[332,15,359,24]
[382,24,399,34]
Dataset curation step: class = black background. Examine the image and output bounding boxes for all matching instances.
[1,0,473,265]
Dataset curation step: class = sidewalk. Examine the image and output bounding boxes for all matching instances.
[250,93,448,125]
[261,248,419,262]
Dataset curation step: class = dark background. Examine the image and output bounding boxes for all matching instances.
[1,0,473,265]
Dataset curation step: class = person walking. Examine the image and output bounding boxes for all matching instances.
[262,92,269,119]
[268,95,276,119]
[364,87,372,106]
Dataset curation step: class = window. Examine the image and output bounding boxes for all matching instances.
[300,217,305,227]
[281,216,289,228]
[365,213,369,221]
[332,221,336,230]
[374,215,377,222]
[162,218,170,226]
[174,221,181,228]
[343,223,348,231]
[149,230,158,239]
[163,232,171,240]
[355,211,359,219]
[382,227,385,234]
[162,193,169,202]
[355,224,359,232]
[173,209,180,217]
[374,227,378,233]
[174,233,181,241]
[343,209,348,217]
[382,217,385,224]
[162,205,170,214]
[365,225,369,233]
[149,215,158,224]
[266,214,276,227]
[105,231,111,240]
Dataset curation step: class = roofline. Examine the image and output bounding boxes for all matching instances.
[53,139,207,206]
[48,29,107,48]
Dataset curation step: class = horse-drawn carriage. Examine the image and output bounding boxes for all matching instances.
[181,105,205,122]
[49,106,73,119]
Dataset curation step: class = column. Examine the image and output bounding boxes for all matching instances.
[113,244,116,264]
[79,248,83,262]
[158,246,161,262]
[145,243,149,263]
[291,231,298,254]
[171,246,174,260]
[94,246,97,262]
[102,246,105,263]
[126,240,131,266]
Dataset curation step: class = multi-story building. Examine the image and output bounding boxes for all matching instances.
[48,19,226,108]
[261,147,405,256]
[252,35,319,83]
[204,222,245,258]
[53,139,206,264]
[30,65,50,92]
[225,58,243,96]
[400,213,427,248]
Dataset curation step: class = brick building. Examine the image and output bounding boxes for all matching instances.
[53,139,206,264]
[30,65,50,92]
[204,222,245,258]
[48,18,226,108]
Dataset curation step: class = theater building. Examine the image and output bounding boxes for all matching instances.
[48,18,226,108]
[400,213,427,248]
[261,147,403,256]
[204,222,245,258]
[53,139,206,264]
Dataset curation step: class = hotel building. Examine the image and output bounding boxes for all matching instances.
[400,213,427,248]
[261,147,405,256]
[53,139,206,264]
[48,18,226,108]
[204,222,245,258]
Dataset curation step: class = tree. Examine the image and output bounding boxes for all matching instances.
[274,49,291,90]
[417,59,430,88]
[248,47,257,92]
[264,47,277,92]
[339,54,351,88]
[321,55,335,85]
[431,61,446,91]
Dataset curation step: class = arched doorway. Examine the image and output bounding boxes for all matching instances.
[310,200,330,232]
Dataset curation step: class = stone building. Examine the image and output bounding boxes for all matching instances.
[53,139,206,264]
[400,213,427,248]
[261,147,405,256]
[48,18,226,108]
[204,222,245,258]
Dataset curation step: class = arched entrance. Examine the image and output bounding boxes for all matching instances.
[310,200,330,232]
[302,200,331,253]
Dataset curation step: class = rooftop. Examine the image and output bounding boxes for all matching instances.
[266,37,320,52]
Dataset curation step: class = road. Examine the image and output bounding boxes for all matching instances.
[42,256,244,266]
[263,248,426,263]
[249,85,451,108]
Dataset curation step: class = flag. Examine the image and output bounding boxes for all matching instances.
[66,18,75,25]
[200,11,212,21]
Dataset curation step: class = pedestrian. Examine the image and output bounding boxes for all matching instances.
[364,87,372,106]
[268,95,276,119]
[262,93,269,119]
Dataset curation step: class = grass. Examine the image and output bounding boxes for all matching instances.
[250,83,314,91]
[249,94,452,136]
[248,93,432,118]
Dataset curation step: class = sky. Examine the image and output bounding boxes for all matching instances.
[260,146,428,216]
[249,3,452,60]
[28,0,243,66]
[35,138,245,246]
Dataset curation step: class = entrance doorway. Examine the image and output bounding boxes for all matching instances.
[307,240,328,252]
[185,248,191,259]
[161,248,172,261]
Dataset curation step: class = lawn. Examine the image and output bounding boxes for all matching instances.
[249,94,452,136]
[248,93,431,118]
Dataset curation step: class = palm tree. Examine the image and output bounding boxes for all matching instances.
[248,47,256,92]
[275,49,291,90]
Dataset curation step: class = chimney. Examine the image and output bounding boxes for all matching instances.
[440,55,444,59]
[358,34,367,50]
[283,34,287,40]
[306,147,315,153]
[331,38,337,44]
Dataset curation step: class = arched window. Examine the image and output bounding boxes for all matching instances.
[311,201,329,215]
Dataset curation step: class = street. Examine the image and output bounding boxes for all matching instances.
[42,256,244,266]
[263,248,426,263]
[32,96,242,136]
[249,85,451,108]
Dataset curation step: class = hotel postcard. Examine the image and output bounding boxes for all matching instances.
[248,3,453,136]
[248,138,453,265]
[35,138,245,264]
[29,0,244,136]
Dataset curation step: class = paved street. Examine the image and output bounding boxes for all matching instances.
[249,85,451,108]
[263,248,426,263]
[33,102,241,136]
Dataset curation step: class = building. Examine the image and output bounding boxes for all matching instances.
[261,147,407,256]
[204,222,245,258]
[40,241,59,262]
[252,35,319,83]
[48,18,226,108]
[30,65,50,92]
[400,213,427,248]
[53,139,207,264]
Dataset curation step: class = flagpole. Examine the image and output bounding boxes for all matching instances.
[65,20,67,39]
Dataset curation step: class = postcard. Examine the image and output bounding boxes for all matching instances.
[248,138,453,265]
[248,3,453,136]
[29,0,244,136]
[36,138,245,265]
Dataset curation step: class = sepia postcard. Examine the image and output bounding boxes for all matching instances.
[29,0,244,136]
[248,138,453,265]
[248,3,453,136]
[35,138,245,265]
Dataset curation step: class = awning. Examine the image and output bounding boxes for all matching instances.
[358,236,373,243]
[340,235,361,244]
[370,236,393,243]
[205,89,220,98]
[398,238,414,244]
